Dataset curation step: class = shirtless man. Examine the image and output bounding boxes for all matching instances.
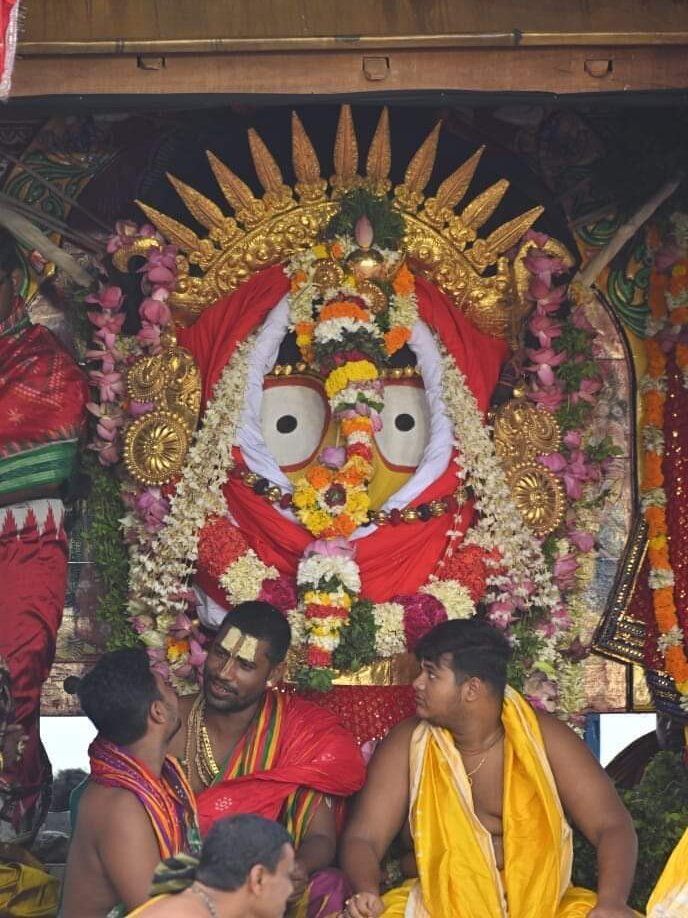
[168,601,365,917]
[340,619,638,918]
[62,649,197,918]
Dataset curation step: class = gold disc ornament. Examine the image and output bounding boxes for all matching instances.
[505,461,566,539]
[124,410,190,486]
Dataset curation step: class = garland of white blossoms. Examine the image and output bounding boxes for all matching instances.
[438,347,564,668]
[127,337,255,621]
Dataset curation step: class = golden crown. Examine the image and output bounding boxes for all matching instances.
[118,106,568,344]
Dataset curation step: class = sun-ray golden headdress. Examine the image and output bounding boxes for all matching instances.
[120,105,562,343]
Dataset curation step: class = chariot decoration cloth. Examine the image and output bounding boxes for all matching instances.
[0,299,87,834]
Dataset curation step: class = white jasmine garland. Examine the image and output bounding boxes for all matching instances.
[421,580,476,620]
[374,602,406,657]
[439,347,560,613]
[643,425,665,455]
[286,609,307,645]
[649,568,675,590]
[220,551,279,605]
[127,337,255,617]
[314,318,382,343]
[297,555,361,593]
[658,626,685,653]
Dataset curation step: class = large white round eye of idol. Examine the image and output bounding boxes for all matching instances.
[376,380,430,471]
[260,379,330,471]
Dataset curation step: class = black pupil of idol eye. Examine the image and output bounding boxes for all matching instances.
[395,413,415,432]
[276,415,298,434]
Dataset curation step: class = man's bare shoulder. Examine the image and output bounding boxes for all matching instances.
[383,716,420,746]
[534,709,584,751]
[370,716,420,767]
[79,782,153,830]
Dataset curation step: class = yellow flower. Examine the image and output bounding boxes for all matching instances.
[166,639,190,663]
[302,509,331,535]
[325,360,378,398]
[345,489,370,518]
[292,482,318,509]
[312,243,328,259]
[311,621,343,639]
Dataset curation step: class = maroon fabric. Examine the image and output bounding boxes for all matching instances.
[0,504,68,824]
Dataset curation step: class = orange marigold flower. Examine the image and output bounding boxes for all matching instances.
[330,241,344,260]
[648,272,668,320]
[653,586,676,613]
[676,343,688,368]
[384,326,411,355]
[655,607,679,633]
[645,506,667,539]
[392,263,415,296]
[665,646,688,679]
[319,301,370,323]
[291,270,308,292]
[330,513,357,537]
[341,417,373,437]
[648,542,672,570]
[669,306,688,326]
[645,339,667,376]
[641,452,664,490]
[306,466,332,490]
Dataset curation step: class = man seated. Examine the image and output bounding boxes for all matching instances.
[340,619,638,918]
[168,601,366,917]
[62,649,199,918]
[127,814,295,917]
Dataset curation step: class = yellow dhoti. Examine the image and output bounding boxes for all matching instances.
[381,688,598,917]
[646,827,688,917]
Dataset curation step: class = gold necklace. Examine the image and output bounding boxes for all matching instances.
[190,882,219,918]
[186,696,220,788]
[458,728,504,786]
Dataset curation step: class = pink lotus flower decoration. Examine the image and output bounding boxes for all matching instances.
[135,487,170,533]
[305,537,355,560]
[320,446,346,469]
[85,284,124,311]
[139,297,171,326]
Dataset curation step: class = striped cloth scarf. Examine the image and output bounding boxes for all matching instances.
[89,737,199,858]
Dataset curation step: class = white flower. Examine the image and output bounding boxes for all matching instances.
[658,626,685,653]
[374,602,406,657]
[643,425,665,455]
[641,488,667,511]
[297,554,361,593]
[287,609,307,646]
[220,550,279,605]
[649,568,675,590]
[421,580,476,620]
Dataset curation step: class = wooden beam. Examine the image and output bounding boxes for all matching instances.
[19,0,688,49]
[11,46,688,99]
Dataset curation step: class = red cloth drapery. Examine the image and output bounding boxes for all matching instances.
[197,692,365,835]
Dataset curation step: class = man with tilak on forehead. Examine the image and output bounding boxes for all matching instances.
[168,601,366,918]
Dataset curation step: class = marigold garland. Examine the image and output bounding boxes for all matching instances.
[641,229,688,700]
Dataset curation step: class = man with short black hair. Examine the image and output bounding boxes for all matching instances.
[62,649,198,918]
[340,619,638,918]
[127,814,295,917]
[169,600,366,918]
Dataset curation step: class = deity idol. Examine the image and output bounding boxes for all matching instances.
[110,107,577,704]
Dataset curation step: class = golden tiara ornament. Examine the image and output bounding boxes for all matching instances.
[120,105,559,343]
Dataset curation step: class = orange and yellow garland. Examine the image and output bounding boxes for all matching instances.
[642,246,688,696]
